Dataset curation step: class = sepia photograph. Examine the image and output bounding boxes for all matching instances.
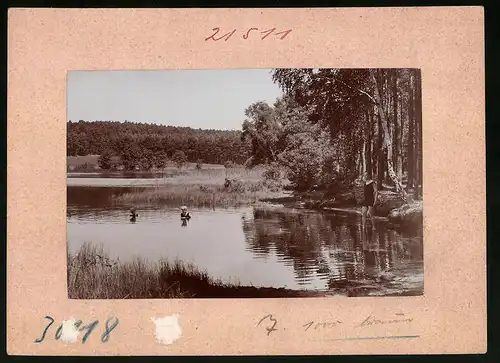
[66,68,423,299]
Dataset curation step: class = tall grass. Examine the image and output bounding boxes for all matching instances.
[112,166,289,208]
[113,184,282,208]
[160,166,267,184]
[67,243,237,299]
[67,243,318,299]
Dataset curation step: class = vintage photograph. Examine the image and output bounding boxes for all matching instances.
[66,68,423,299]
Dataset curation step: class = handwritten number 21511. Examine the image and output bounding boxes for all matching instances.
[205,27,292,41]
[34,316,119,344]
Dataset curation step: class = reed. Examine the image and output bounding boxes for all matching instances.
[67,243,320,299]
[113,184,284,208]
[159,166,266,184]
[67,243,239,299]
[112,166,288,208]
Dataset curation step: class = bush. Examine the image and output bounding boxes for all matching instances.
[262,162,283,192]
[121,144,143,170]
[223,178,246,193]
[98,150,112,170]
[243,156,255,169]
[138,149,154,170]
[196,159,203,170]
[68,162,97,172]
[172,150,187,169]
[154,151,168,169]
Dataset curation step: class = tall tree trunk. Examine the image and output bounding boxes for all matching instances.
[377,109,384,190]
[366,110,373,179]
[407,73,415,192]
[392,72,397,167]
[370,69,408,203]
[357,149,361,178]
[412,71,419,198]
[414,69,423,198]
[384,71,392,186]
[398,89,403,180]
[392,71,403,181]
[362,140,366,178]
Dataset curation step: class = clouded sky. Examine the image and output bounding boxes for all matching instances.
[67,69,283,130]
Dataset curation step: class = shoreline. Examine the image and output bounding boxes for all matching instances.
[67,172,422,230]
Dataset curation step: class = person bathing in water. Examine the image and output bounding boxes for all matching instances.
[362,178,378,223]
[129,208,139,223]
[180,206,191,220]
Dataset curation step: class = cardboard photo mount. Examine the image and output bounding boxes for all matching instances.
[7,7,486,355]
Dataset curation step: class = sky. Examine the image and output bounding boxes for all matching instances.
[67,69,284,130]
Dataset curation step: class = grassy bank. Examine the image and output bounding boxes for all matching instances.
[113,184,286,208]
[111,166,288,208]
[67,243,324,299]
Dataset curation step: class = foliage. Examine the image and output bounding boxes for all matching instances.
[68,162,96,172]
[267,68,422,198]
[154,151,168,169]
[241,101,284,165]
[261,162,284,192]
[121,143,143,170]
[278,117,335,191]
[224,178,246,193]
[196,159,203,170]
[97,150,112,170]
[172,150,188,168]
[138,149,155,170]
[271,69,372,176]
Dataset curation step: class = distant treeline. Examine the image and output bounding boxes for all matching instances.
[67,120,251,166]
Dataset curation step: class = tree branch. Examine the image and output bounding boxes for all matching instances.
[334,78,377,105]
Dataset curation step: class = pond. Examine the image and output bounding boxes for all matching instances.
[67,179,424,297]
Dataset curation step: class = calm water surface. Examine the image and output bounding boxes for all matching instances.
[67,179,424,296]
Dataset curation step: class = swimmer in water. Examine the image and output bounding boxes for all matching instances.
[180,206,191,221]
[130,208,139,222]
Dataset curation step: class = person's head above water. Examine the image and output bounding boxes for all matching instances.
[181,206,188,211]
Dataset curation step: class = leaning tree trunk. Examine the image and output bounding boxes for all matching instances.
[370,69,409,203]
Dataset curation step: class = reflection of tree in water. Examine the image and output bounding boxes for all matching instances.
[243,208,331,282]
[242,207,423,291]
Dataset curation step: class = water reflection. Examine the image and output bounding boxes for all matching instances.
[242,207,423,295]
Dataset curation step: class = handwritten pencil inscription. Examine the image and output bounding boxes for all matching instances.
[256,313,415,339]
[356,313,413,328]
[257,314,278,336]
[303,320,343,331]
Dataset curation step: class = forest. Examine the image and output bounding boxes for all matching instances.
[241,68,423,201]
[67,121,251,167]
